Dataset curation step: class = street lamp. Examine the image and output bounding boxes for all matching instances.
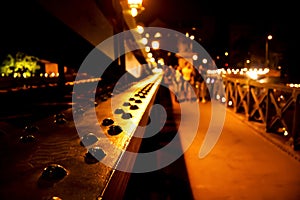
[265,34,273,67]
[128,0,143,8]
[127,0,144,17]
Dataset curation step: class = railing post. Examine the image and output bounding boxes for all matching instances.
[234,81,239,113]
[247,84,253,121]
[292,92,300,150]
[265,88,273,133]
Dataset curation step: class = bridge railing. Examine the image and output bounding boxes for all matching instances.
[205,74,300,151]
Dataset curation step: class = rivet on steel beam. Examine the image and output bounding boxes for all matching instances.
[102,118,114,126]
[122,112,132,119]
[85,146,106,163]
[114,108,124,114]
[130,105,139,110]
[108,125,123,135]
[135,99,142,103]
[123,102,131,106]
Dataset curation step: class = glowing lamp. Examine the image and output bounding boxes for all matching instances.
[127,0,143,8]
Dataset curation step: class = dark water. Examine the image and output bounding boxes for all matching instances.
[0,86,73,128]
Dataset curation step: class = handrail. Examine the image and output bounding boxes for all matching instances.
[206,74,300,151]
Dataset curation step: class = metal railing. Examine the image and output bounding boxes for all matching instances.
[205,74,300,151]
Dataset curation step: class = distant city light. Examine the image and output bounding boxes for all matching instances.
[221,97,226,103]
[267,34,273,40]
[157,58,164,65]
[136,25,144,34]
[154,32,162,38]
[192,54,198,61]
[151,41,160,49]
[141,37,148,45]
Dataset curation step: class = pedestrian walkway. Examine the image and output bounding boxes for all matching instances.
[179,102,300,199]
[124,86,300,200]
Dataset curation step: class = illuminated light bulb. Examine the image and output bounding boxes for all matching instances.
[141,38,148,45]
[222,97,226,103]
[151,41,160,49]
[136,25,144,34]
[131,8,138,17]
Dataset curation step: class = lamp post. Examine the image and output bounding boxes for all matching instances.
[265,34,272,67]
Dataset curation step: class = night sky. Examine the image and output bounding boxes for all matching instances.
[0,0,299,81]
[137,0,299,81]
[0,0,94,68]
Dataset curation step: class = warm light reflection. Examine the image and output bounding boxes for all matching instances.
[73,77,101,85]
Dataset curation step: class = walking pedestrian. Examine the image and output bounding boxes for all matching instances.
[181,60,196,101]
